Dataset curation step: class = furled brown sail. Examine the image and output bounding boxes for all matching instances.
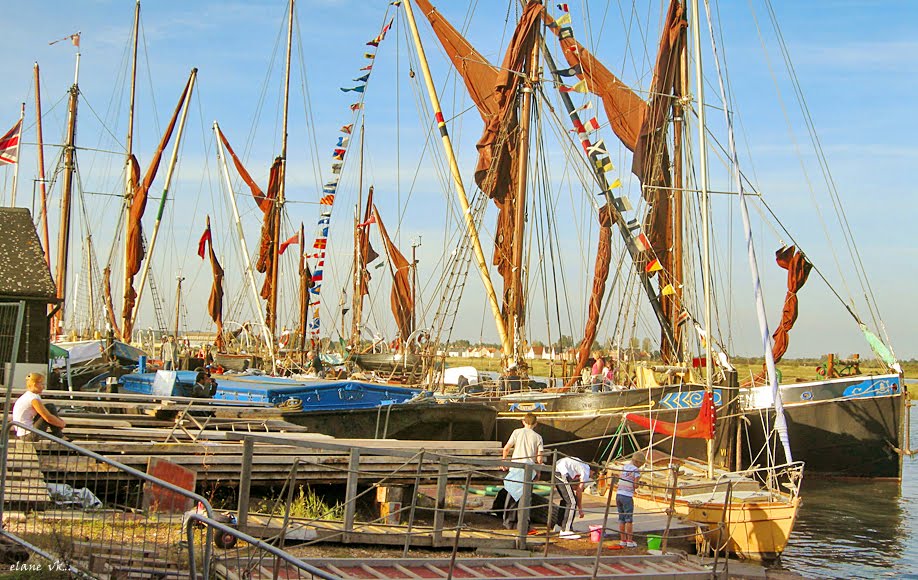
[216,128,281,328]
[357,186,379,296]
[198,215,225,350]
[771,246,812,363]
[372,205,414,343]
[121,76,193,340]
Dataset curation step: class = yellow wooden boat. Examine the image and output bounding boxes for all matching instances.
[612,453,803,561]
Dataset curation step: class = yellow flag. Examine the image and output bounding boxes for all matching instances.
[608,178,622,189]
[645,258,663,273]
[555,13,572,27]
[594,156,614,173]
[661,283,676,296]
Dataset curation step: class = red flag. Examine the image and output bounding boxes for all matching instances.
[357,214,376,228]
[0,119,22,166]
[278,233,299,255]
[197,226,212,259]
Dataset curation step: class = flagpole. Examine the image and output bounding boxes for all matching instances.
[213,122,276,369]
[121,0,140,338]
[34,63,51,267]
[403,0,512,358]
[9,103,24,207]
[131,68,197,333]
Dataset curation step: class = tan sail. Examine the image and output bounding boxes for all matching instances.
[372,205,414,343]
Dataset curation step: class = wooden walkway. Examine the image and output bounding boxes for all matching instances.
[216,555,712,579]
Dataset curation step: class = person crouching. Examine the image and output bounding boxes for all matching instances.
[13,372,66,441]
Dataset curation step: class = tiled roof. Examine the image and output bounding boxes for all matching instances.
[0,208,57,300]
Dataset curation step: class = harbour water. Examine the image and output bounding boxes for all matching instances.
[772,404,917,579]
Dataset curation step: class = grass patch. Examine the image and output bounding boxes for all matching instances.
[253,485,345,521]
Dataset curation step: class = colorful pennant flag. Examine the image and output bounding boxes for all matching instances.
[557,3,569,11]
[552,64,582,77]
[661,283,676,296]
[554,13,571,27]
[634,232,651,252]
[586,139,607,158]
[363,52,376,60]
[331,162,343,174]
[593,156,614,173]
[646,258,663,274]
[607,178,623,190]
[350,103,363,111]
[340,84,366,93]
[320,194,335,205]
[336,136,350,148]
[332,148,346,160]
[196,226,211,259]
[677,310,690,326]
[611,195,631,212]
[559,80,588,93]
[353,73,370,83]
[360,64,373,71]
[357,214,377,228]
[341,124,354,134]
[569,102,593,115]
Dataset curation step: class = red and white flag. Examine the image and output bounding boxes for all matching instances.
[0,119,22,166]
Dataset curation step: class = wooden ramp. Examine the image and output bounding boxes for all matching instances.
[4,439,50,507]
[215,555,712,579]
[244,515,534,549]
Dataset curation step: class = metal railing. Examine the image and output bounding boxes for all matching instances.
[1,423,216,578]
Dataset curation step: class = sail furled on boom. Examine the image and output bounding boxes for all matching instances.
[216,128,281,326]
[198,215,225,349]
[121,74,193,340]
[372,205,414,342]
[415,0,542,328]
[771,246,812,363]
[573,205,617,379]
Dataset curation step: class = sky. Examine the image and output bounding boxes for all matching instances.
[0,0,916,361]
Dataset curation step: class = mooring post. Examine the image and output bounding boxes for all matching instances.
[344,448,360,543]
[433,457,449,547]
[516,463,533,549]
[237,436,254,530]
[403,450,426,557]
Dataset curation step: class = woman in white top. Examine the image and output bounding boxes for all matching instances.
[12,372,66,440]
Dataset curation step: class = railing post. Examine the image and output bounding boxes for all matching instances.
[403,450,425,556]
[447,472,472,580]
[433,457,449,547]
[237,436,255,531]
[661,465,679,552]
[344,448,360,542]
[591,468,616,579]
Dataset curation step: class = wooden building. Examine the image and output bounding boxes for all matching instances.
[0,208,58,384]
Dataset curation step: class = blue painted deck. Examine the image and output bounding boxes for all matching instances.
[118,371,423,411]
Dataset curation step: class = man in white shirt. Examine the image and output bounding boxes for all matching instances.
[499,413,543,529]
[554,456,591,539]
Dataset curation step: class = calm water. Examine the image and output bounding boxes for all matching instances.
[772,403,917,579]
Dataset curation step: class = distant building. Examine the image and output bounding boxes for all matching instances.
[0,208,59,386]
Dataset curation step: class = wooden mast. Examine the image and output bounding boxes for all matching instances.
[34,63,51,267]
[120,0,140,338]
[351,123,366,349]
[52,47,81,337]
[268,0,294,343]
[690,0,715,478]
[131,68,197,332]
[669,26,688,363]
[507,33,540,369]
[402,0,511,358]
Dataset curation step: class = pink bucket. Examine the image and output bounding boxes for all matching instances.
[589,525,604,542]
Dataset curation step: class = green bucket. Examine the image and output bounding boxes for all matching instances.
[646,534,663,550]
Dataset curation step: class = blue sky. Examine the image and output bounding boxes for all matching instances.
[0,0,915,361]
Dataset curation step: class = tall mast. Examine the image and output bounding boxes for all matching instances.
[131,68,197,330]
[214,122,276,367]
[34,63,51,267]
[121,0,141,336]
[351,124,366,348]
[173,275,183,341]
[10,103,24,207]
[690,0,715,478]
[268,0,294,341]
[52,48,81,337]
[508,36,539,367]
[403,0,511,358]
[670,37,688,361]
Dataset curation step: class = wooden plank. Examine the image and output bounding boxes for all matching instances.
[393,563,424,579]
[360,563,391,579]
[539,562,575,577]
[455,563,486,578]
[423,563,449,578]
[484,563,515,577]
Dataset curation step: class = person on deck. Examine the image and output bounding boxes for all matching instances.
[616,451,645,548]
[309,350,325,378]
[554,456,590,539]
[13,373,66,441]
[161,335,176,370]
